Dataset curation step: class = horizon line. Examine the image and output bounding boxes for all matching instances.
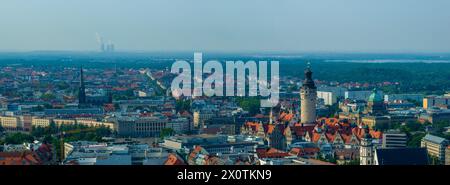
[1,49,450,55]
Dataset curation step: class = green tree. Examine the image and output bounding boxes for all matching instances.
[405,121,424,132]
[407,133,426,147]
[43,103,53,109]
[176,99,191,112]
[344,159,360,165]
[160,128,174,139]
[237,97,261,116]
[4,132,34,144]
[0,125,4,134]
[41,93,56,101]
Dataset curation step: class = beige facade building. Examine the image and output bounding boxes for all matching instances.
[76,118,115,130]
[361,116,391,129]
[421,134,448,164]
[31,117,52,128]
[53,119,77,127]
[0,116,22,130]
[53,118,115,131]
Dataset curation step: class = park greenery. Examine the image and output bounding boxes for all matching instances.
[0,123,113,159]
[236,96,261,116]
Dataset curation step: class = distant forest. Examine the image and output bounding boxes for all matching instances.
[282,60,450,95]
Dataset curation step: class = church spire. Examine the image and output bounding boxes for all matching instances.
[78,66,86,105]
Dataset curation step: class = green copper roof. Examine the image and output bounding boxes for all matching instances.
[368,88,383,102]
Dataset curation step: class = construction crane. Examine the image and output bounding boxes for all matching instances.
[57,127,98,163]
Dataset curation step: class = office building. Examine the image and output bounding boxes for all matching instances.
[382,130,407,148]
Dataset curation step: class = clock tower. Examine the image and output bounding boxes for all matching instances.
[300,63,317,126]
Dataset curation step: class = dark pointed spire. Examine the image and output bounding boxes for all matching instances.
[80,66,85,87]
[78,66,86,105]
[302,62,316,89]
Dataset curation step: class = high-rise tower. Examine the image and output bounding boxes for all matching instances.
[78,66,86,106]
[300,63,317,125]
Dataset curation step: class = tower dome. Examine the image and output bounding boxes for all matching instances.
[368,88,383,103]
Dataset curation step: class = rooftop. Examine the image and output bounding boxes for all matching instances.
[422,134,447,144]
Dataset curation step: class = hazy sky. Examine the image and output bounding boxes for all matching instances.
[1,0,450,53]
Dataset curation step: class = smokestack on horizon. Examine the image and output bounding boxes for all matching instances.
[95,33,114,53]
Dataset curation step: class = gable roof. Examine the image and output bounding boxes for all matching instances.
[375,148,428,165]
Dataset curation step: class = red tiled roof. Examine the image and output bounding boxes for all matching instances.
[164,153,185,165]
[311,132,322,143]
[279,112,294,122]
[266,125,276,134]
[325,132,336,143]
[0,152,41,165]
[352,127,383,140]
[290,147,320,157]
[254,114,265,118]
[292,125,315,137]
[256,148,291,158]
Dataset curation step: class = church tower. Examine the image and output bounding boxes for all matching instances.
[360,125,374,165]
[78,66,86,106]
[300,63,317,126]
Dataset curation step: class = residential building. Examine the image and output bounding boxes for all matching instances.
[317,91,337,105]
[31,117,52,128]
[384,94,423,103]
[419,107,450,124]
[423,95,450,109]
[345,91,373,101]
[53,119,76,127]
[0,116,22,131]
[421,134,448,164]
[167,117,189,134]
[76,118,115,130]
[193,110,215,129]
